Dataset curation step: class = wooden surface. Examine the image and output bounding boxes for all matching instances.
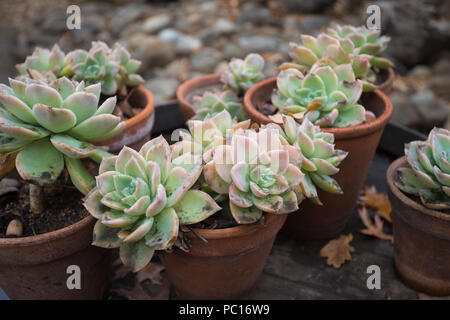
[250,152,418,300]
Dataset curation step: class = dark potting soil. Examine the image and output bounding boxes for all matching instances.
[0,183,88,238]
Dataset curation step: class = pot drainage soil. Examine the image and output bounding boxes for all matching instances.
[0,183,88,238]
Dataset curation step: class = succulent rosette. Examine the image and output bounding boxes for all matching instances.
[203,127,304,224]
[264,115,347,205]
[16,44,72,79]
[272,64,365,128]
[284,25,393,91]
[395,127,450,210]
[220,53,265,95]
[84,136,221,271]
[70,41,144,95]
[0,77,124,193]
[171,110,251,162]
[192,90,245,121]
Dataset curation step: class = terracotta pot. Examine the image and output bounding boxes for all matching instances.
[0,215,111,300]
[244,78,393,240]
[160,213,287,299]
[176,74,221,121]
[377,67,395,95]
[387,157,450,296]
[94,85,155,152]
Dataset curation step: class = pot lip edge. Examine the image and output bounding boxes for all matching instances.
[123,85,155,129]
[387,156,450,222]
[243,76,393,139]
[377,67,395,90]
[188,213,286,240]
[0,214,95,248]
[176,73,221,111]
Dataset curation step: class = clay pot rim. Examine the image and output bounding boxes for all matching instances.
[0,213,95,248]
[190,213,283,240]
[123,85,155,129]
[176,73,221,117]
[377,67,394,91]
[243,77,393,140]
[387,156,450,222]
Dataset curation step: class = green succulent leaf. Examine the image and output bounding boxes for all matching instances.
[15,138,64,185]
[173,190,221,225]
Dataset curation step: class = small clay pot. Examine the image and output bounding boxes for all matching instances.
[387,157,450,296]
[176,74,222,121]
[377,67,395,95]
[94,85,155,152]
[244,78,393,240]
[0,216,111,300]
[160,213,287,299]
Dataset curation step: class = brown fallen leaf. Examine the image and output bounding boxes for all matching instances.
[113,261,170,300]
[112,258,132,280]
[136,263,165,285]
[359,185,392,223]
[114,276,170,300]
[358,207,394,243]
[320,233,355,268]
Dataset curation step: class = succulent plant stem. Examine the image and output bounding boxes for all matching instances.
[29,184,45,214]
[6,219,23,237]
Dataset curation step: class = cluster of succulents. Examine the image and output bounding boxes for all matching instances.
[171,110,250,162]
[271,64,366,128]
[16,41,144,96]
[84,136,221,271]
[0,77,124,197]
[16,44,71,80]
[396,127,450,210]
[263,115,347,205]
[220,53,265,95]
[203,127,304,224]
[190,53,265,121]
[283,25,393,92]
[192,90,244,121]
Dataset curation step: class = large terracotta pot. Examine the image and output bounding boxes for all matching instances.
[160,214,287,299]
[94,86,155,152]
[377,67,395,95]
[387,157,450,296]
[244,78,393,240]
[176,74,221,121]
[0,215,111,300]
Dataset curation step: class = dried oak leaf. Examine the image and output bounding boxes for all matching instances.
[320,233,355,268]
[113,262,170,300]
[358,207,394,243]
[136,263,165,285]
[359,185,392,223]
[112,258,132,280]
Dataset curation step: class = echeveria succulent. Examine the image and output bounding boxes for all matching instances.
[284,25,393,91]
[396,127,450,210]
[220,53,265,95]
[0,77,124,193]
[272,65,366,128]
[192,90,245,121]
[84,136,221,271]
[171,110,250,162]
[203,127,304,224]
[16,44,72,79]
[71,41,144,95]
[264,116,347,205]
